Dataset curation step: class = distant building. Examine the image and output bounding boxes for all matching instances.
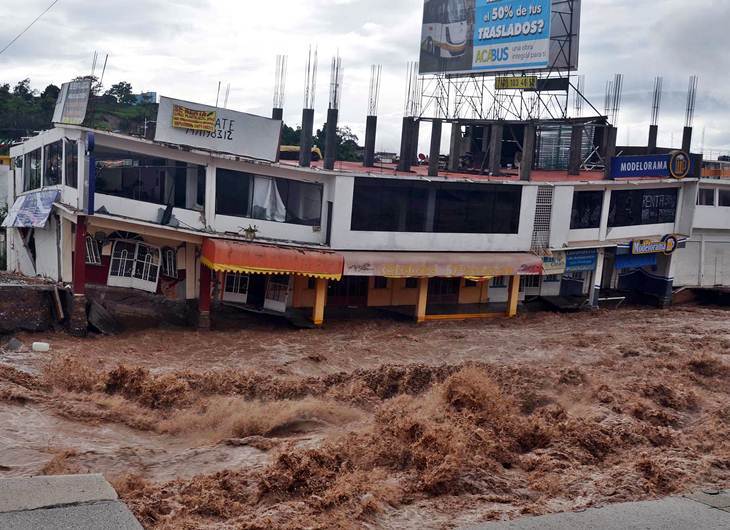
[133,92,157,105]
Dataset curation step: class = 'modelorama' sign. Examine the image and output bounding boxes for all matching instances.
[611,151,691,180]
[155,96,282,162]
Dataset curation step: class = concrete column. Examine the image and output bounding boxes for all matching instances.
[204,165,216,229]
[589,248,605,308]
[520,125,536,181]
[506,275,520,317]
[410,119,421,166]
[299,108,315,167]
[415,277,428,323]
[568,124,584,176]
[313,278,327,326]
[272,108,283,162]
[603,126,618,178]
[324,108,338,170]
[185,242,197,300]
[489,123,503,175]
[60,218,73,284]
[599,189,612,241]
[198,263,212,330]
[448,123,461,171]
[682,126,693,153]
[428,119,442,177]
[363,115,377,167]
[73,216,87,295]
[648,125,658,154]
[398,117,413,172]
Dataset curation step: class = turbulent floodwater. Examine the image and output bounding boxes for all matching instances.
[1,306,729,528]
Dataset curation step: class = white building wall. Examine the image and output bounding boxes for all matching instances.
[34,215,60,281]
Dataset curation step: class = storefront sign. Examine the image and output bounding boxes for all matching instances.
[495,76,538,90]
[631,235,678,256]
[611,152,692,180]
[155,96,282,162]
[542,252,566,275]
[1,190,60,228]
[565,249,598,272]
[616,253,657,270]
[172,105,217,132]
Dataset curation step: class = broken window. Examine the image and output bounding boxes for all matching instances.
[108,240,161,293]
[44,141,62,186]
[160,247,178,279]
[24,149,41,191]
[85,235,102,265]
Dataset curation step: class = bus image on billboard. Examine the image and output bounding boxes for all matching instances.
[419,0,580,76]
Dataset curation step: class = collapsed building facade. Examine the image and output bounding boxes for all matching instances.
[1,105,701,331]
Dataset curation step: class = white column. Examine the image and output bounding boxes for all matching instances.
[77,135,88,212]
[599,190,611,241]
[204,163,216,229]
[60,217,73,283]
[589,248,605,307]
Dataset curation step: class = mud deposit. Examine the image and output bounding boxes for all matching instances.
[1,307,730,529]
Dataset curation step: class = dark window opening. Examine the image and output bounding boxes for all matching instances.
[570,190,603,229]
[307,278,316,290]
[24,149,41,191]
[95,146,205,208]
[697,188,715,206]
[351,177,521,234]
[216,169,323,227]
[405,278,419,289]
[44,141,62,186]
[374,276,389,289]
[608,188,678,227]
[464,279,479,287]
[719,190,730,207]
[65,140,78,188]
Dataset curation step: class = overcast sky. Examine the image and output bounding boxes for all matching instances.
[1,0,728,156]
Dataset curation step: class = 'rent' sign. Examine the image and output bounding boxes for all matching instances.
[172,105,216,132]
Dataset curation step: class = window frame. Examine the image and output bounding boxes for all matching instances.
[107,240,161,293]
[43,141,62,187]
[84,235,102,266]
[608,188,678,228]
[223,273,250,303]
[24,148,42,191]
[719,189,730,208]
[64,139,78,188]
[160,247,178,279]
[570,190,604,230]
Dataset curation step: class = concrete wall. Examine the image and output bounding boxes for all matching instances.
[674,231,730,288]
[34,215,60,281]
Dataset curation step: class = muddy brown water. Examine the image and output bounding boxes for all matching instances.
[1,306,729,528]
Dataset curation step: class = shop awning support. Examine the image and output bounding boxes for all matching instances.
[313,278,327,327]
[507,275,520,317]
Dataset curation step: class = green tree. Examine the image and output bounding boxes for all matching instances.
[280,123,301,145]
[314,123,362,161]
[13,79,35,101]
[105,81,135,104]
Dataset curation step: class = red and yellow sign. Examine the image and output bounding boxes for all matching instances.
[172,105,217,132]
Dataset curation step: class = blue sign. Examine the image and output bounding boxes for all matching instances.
[472,0,552,72]
[611,152,692,180]
[565,249,598,272]
[615,253,657,270]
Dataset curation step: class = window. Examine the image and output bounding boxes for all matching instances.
[84,235,102,265]
[351,178,522,234]
[223,273,249,303]
[24,149,41,191]
[44,141,62,186]
[570,191,603,229]
[374,277,389,289]
[521,276,540,289]
[307,278,316,290]
[161,247,178,279]
[216,169,323,226]
[464,279,479,287]
[608,188,678,227]
[490,276,506,288]
[544,274,561,283]
[719,190,730,207]
[65,140,78,188]
[264,276,290,312]
[108,240,161,293]
[405,278,418,289]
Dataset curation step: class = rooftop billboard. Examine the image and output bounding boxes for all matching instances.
[154,97,282,162]
[52,79,92,125]
[419,0,580,76]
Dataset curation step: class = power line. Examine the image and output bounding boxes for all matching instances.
[0,0,62,57]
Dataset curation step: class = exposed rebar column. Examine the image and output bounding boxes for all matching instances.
[300,108,314,167]
[364,64,382,168]
[603,126,618,178]
[520,125,536,181]
[448,123,461,171]
[489,123,503,175]
[324,54,343,170]
[682,127,693,153]
[324,108,338,170]
[568,124,584,176]
[299,46,318,167]
[364,115,377,167]
[398,117,413,172]
[428,119,442,177]
[647,125,658,154]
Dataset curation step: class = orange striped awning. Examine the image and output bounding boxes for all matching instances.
[201,239,343,280]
